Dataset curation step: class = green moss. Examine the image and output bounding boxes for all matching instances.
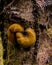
[44,45,48,48]
[0,32,4,65]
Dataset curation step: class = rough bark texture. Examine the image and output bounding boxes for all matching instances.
[0,0,52,65]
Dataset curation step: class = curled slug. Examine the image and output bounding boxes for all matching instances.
[7,23,36,48]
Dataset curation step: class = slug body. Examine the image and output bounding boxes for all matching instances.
[8,24,36,48]
[16,28,36,47]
